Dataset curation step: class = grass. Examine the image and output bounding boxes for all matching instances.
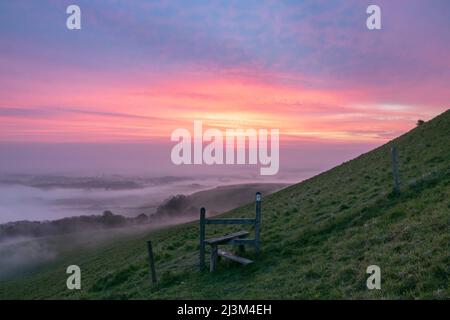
[0,110,449,299]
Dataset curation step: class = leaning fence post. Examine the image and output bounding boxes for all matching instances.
[391,146,400,194]
[199,207,206,271]
[255,192,262,254]
[146,240,157,284]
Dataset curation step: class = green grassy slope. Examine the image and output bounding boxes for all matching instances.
[1,110,449,299]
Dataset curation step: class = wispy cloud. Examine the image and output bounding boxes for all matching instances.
[0,0,448,144]
[0,107,176,122]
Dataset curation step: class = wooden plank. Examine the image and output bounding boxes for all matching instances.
[229,238,256,246]
[205,218,255,225]
[217,249,253,265]
[204,231,249,245]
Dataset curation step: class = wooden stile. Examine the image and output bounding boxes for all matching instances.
[199,192,262,272]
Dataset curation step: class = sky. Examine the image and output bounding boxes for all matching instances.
[0,0,449,176]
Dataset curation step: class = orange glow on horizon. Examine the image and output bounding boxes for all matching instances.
[0,72,433,144]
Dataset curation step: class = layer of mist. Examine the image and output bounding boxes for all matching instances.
[0,174,293,224]
[0,174,289,280]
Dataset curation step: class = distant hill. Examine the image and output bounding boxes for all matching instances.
[154,183,287,217]
[0,110,448,299]
[0,211,148,241]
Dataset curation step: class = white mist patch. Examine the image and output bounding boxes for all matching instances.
[0,184,70,222]
[0,180,203,223]
[0,175,275,223]
[0,237,56,279]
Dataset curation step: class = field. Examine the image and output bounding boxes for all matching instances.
[0,110,449,299]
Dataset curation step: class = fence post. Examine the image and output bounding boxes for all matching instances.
[255,192,262,254]
[210,245,218,272]
[199,207,206,271]
[391,146,400,194]
[146,240,157,284]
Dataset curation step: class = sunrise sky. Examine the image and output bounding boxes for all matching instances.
[0,0,449,175]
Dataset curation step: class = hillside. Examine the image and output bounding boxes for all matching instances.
[0,110,449,299]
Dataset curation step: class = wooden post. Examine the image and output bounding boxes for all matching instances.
[254,192,262,254]
[199,207,206,271]
[391,146,400,194]
[210,245,218,272]
[146,240,157,284]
